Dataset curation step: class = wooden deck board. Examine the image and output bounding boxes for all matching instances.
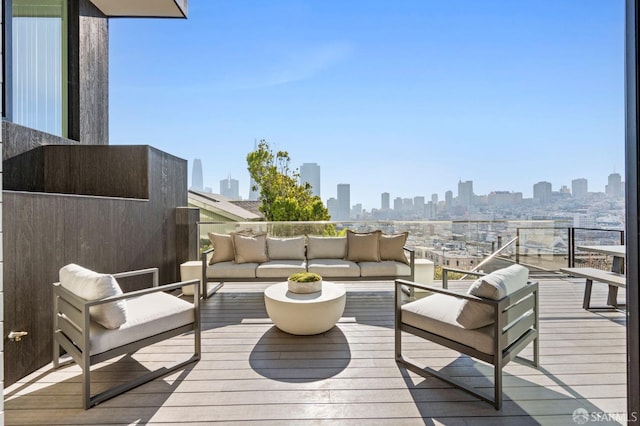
[4,278,628,425]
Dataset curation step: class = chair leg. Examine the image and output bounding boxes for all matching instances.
[582,279,593,309]
[494,363,502,410]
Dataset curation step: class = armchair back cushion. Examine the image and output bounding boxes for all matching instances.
[232,233,268,264]
[345,230,381,262]
[456,264,529,329]
[59,264,128,329]
[267,236,306,260]
[306,236,347,259]
[208,232,235,264]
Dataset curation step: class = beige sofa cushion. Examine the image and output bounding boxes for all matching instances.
[59,264,127,330]
[359,261,411,277]
[206,261,258,279]
[232,233,268,264]
[307,259,360,277]
[256,260,307,278]
[208,232,235,264]
[345,230,381,262]
[267,236,306,260]
[456,264,529,329]
[89,291,194,355]
[402,293,494,354]
[379,232,409,264]
[306,236,347,259]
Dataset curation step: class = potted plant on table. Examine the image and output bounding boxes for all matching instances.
[287,272,323,294]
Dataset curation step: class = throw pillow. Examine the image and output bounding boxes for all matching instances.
[267,236,306,260]
[306,236,347,259]
[59,263,128,329]
[456,264,530,329]
[379,232,409,264]
[208,232,235,264]
[232,233,268,264]
[345,230,382,262]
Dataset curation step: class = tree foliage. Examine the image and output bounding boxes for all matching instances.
[247,140,331,222]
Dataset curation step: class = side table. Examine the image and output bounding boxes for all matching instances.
[180,260,202,296]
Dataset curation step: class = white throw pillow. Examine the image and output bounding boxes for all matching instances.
[456,264,529,329]
[59,264,128,329]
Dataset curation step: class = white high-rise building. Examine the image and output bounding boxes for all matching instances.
[220,176,240,200]
[191,159,203,190]
[300,163,321,198]
[572,178,588,198]
[337,184,350,221]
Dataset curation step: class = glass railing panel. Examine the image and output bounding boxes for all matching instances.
[572,227,625,270]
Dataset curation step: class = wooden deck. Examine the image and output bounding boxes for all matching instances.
[5,278,628,425]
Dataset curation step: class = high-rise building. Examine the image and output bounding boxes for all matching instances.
[352,203,363,219]
[458,180,474,207]
[327,197,338,219]
[220,176,240,200]
[445,191,453,209]
[414,196,425,215]
[393,197,403,211]
[533,181,552,204]
[431,193,438,204]
[572,178,588,198]
[191,159,203,190]
[606,173,624,198]
[381,192,390,210]
[337,184,350,221]
[300,163,321,198]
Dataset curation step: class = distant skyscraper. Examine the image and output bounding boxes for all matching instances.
[413,196,425,215]
[300,163,321,198]
[572,178,588,198]
[431,193,438,204]
[458,180,474,207]
[393,197,403,211]
[533,181,552,204]
[191,159,203,190]
[606,173,623,198]
[337,184,350,221]
[445,191,453,209]
[381,192,390,210]
[220,176,240,200]
[327,197,338,219]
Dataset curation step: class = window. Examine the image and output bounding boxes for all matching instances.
[11,0,68,137]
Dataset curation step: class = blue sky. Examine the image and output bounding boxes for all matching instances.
[109,0,624,210]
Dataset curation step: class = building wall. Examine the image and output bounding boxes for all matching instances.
[2,146,188,386]
[1,0,5,422]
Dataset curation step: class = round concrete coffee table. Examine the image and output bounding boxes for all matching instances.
[264,281,346,335]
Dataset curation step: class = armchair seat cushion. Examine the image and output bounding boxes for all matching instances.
[256,260,307,278]
[206,261,257,279]
[401,293,495,354]
[360,261,411,277]
[89,292,195,355]
[307,259,360,277]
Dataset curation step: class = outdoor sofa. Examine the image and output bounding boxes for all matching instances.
[200,230,415,297]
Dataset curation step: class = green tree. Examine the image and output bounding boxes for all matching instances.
[247,140,331,222]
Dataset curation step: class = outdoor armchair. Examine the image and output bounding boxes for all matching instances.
[395,264,539,409]
[52,264,201,409]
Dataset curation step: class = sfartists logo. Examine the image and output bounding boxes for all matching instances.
[572,408,638,423]
[572,408,590,424]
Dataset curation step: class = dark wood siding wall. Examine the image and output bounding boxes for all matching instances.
[78,0,108,145]
[2,146,190,385]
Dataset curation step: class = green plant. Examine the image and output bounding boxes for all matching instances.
[288,272,322,282]
[433,266,465,280]
[247,140,330,221]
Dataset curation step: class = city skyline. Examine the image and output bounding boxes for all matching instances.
[197,160,620,213]
[108,1,624,210]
